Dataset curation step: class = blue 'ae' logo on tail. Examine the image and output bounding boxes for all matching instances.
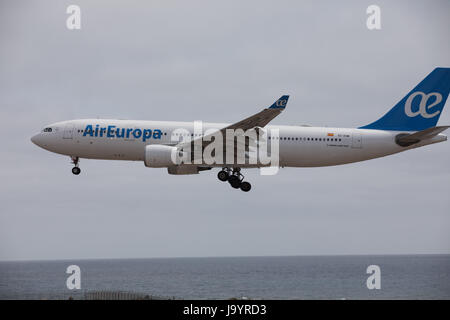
[269,95,289,109]
[360,68,450,131]
[404,92,442,119]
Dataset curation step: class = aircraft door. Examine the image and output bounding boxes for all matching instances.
[351,132,362,149]
[63,124,74,139]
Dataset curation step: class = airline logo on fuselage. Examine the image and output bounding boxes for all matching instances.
[404,91,442,119]
[82,124,162,142]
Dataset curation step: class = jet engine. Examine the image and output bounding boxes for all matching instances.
[144,145,181,168]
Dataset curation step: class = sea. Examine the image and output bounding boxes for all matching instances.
[0,255,449,300]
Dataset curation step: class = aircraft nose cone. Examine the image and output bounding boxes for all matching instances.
[31,133,42,146]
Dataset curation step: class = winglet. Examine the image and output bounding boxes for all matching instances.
[269,95,289,109]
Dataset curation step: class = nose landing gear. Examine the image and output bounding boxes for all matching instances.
[71,156,81,175]
[217,167,252,192]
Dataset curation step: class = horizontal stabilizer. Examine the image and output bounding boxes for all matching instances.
[395,126,449,146]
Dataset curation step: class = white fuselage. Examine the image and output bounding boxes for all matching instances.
[31,119,447,168]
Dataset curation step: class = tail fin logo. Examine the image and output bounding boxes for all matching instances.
[276,100,287,107]
[404,91,442,119]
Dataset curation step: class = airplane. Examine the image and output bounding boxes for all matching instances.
[31,67,450,192]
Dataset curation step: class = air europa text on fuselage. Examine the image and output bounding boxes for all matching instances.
[82,124,162,142]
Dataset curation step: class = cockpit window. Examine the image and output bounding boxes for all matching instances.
[43,127,52,132]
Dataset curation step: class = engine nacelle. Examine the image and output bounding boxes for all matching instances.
[144,145,180,168]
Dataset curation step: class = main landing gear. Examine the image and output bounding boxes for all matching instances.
[71,156,81,175]
[217,168,252,192]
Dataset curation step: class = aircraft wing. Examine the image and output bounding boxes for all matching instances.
[221,95,289,132]
[176,95,289,152]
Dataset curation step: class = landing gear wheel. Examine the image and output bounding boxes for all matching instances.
[240,182,251,192]
[217,170,229,182]
[70,156,81,175]
[228,175,241,188]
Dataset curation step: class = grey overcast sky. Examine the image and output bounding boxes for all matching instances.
[0,0,449,261]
